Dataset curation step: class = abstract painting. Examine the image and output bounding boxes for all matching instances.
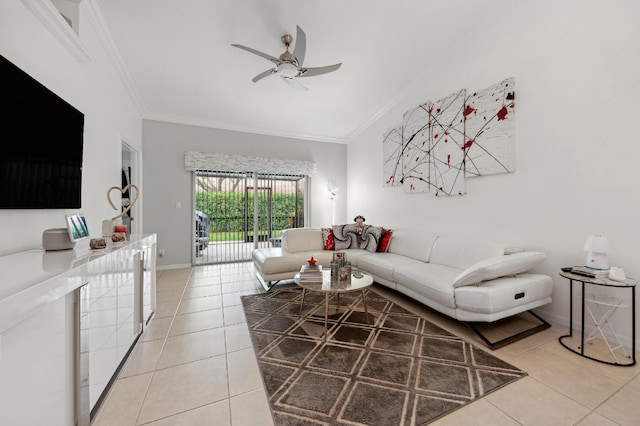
[401,104,431,193]
[382,78,515,196]
[463,77,516,177]
[429,89,466,196]
[382,126,403,187]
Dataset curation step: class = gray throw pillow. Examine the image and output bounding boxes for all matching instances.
[332,224,359,250]
[360,225,382,252]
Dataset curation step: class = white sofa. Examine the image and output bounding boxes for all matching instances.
[253,227,552,346]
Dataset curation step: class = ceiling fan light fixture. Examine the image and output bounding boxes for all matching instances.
[277,62,298,78]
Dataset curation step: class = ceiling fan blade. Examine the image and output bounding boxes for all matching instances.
[281,76,308,91]
[252,68,276,82]
[292,25,306,66]
[231,44,280,64]
[298,63,342,78]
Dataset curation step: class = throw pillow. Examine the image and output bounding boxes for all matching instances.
[321,228,335,250]
[332,224,359,250]
[360,225,382,252]
[377,228,393,252]
[452,251,546,288]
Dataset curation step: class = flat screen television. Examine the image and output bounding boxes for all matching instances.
[0,54,85,209]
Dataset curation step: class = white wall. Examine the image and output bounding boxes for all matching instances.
[142,120,347,267]
[0,1,143,256]
[347,0,640,344]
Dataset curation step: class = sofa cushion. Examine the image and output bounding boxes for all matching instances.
[333,224,359,250]
[454,274,552,314]
[293,251,335,269]
[452,251,546,288]
[282,228,323,253]
[357,252,417,282]
[429,236,510,270]
[393,263,462,310]
[386,229,439,262]
[252,248,305,275]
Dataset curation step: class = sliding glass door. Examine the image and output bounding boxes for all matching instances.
[193,170,306,264]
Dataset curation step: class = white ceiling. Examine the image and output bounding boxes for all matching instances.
[95,0,507,143]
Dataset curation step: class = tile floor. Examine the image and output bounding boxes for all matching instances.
[92,262,640,425]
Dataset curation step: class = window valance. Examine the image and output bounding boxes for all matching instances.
[184,151,316,176]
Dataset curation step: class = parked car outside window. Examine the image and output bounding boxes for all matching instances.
[195,210,210,256]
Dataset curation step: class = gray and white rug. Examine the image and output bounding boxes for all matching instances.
[241,287,526,425]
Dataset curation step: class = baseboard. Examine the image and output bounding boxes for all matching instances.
[157,263,191,271]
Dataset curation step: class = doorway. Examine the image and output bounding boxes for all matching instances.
[193,170,306,264]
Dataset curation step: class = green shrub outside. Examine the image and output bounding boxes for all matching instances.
[195,191,304,234]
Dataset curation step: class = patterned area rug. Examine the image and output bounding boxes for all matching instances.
[241,286,526,425]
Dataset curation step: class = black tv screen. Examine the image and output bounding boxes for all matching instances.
[0,54,84,209]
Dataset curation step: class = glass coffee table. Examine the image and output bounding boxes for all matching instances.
[294,269,373,340]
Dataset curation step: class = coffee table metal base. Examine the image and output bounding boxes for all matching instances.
[299,288,370,341]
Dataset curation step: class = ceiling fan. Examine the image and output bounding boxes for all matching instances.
[231,25,341,90]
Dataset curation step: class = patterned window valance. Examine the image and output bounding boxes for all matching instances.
[184,151,316,176]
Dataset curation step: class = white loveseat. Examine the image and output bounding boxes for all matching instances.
[253,227,553,346]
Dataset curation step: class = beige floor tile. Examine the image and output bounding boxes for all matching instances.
[544,337,640,384]
[222,290,255,307]
[577,412,619,425]
[224,323,253,353]
[176,295,223,315]
[492,327,559,361]
[157,327,226,369]
[229,388,274,426]
[223,305,247,326]
[188,276,220,287]
[120,339,165,378]
[137,356,229,424]
[92,372,152,426]
[221,281,260,294]
[138,316,173,343]
[155,288,184,303]
[183,285,222,299]
[509,341,627,408]
[430,398,520,425]
[155,279,188,291]
[154,300,180,319]
[168,309,225,337]
[485,377,590,425]
[596,375,640,425]
[158,268,191,280]
[227,347,263,396]
[142,400,231,426]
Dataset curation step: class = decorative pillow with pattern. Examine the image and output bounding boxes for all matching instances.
[321,228,335,250]
[332,224,359,250]
[377,228,393,252]
[360,225,382,252]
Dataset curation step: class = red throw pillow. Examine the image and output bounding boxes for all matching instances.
[321,228,335,250]
[377,228,393,252]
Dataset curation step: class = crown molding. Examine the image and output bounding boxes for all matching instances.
[21,0,93,63]
[144,112,347,145]
[82,0,148,116]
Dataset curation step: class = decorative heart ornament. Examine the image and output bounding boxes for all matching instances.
[107,183,140,220]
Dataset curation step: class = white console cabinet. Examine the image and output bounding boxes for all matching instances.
[0,234,156,426]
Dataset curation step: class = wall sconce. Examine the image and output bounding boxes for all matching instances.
[583,235,610,270]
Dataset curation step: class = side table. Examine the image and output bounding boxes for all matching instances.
[559,270,636,366]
